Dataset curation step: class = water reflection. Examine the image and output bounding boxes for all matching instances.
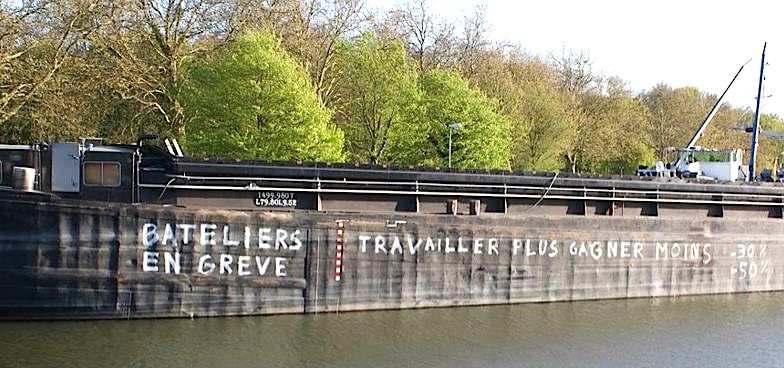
[1,293,783,368]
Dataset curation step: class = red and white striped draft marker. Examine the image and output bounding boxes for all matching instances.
[335,221,345,282]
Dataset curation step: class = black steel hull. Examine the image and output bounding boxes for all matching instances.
[1,194,782,320]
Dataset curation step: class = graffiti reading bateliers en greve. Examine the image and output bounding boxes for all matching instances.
[133,223,779,281]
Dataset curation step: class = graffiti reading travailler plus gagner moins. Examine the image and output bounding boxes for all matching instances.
[355,234,713,264]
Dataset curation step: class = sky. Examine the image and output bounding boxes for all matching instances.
[368,0,782,119]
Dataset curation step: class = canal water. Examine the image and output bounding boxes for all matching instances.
[1,293,783,368]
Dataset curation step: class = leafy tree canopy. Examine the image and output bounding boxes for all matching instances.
[183,30,344,161]
[419,69,510,170]
[331,32,423,164]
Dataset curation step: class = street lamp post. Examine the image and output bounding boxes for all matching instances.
[448,123,461,168]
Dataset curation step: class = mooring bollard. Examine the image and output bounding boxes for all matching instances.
[470,199,481,215]
[446,199,458,215]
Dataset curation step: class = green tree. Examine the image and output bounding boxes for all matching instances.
[579,92,654,174]
[0,43,102,143]
[760,114,784,173]
[183,30,344,161]
[550,48,601,173]
[467,50,574,172]
[512,79,575,171]
[639,84,712,161]
[0,1,105,142]
[419,69,510,170]
[738,112,784,177]
[549,50,657,174]
[232,0,367,105]
[330,32,422,164]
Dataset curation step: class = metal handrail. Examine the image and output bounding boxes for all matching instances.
[157,173,784,202]
[137,182,784,207]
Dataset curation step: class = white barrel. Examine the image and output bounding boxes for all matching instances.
[12,166,36,191]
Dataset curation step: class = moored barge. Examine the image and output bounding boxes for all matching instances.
[1,138,783,319]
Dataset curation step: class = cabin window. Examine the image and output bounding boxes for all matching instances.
[83,161,121,187]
